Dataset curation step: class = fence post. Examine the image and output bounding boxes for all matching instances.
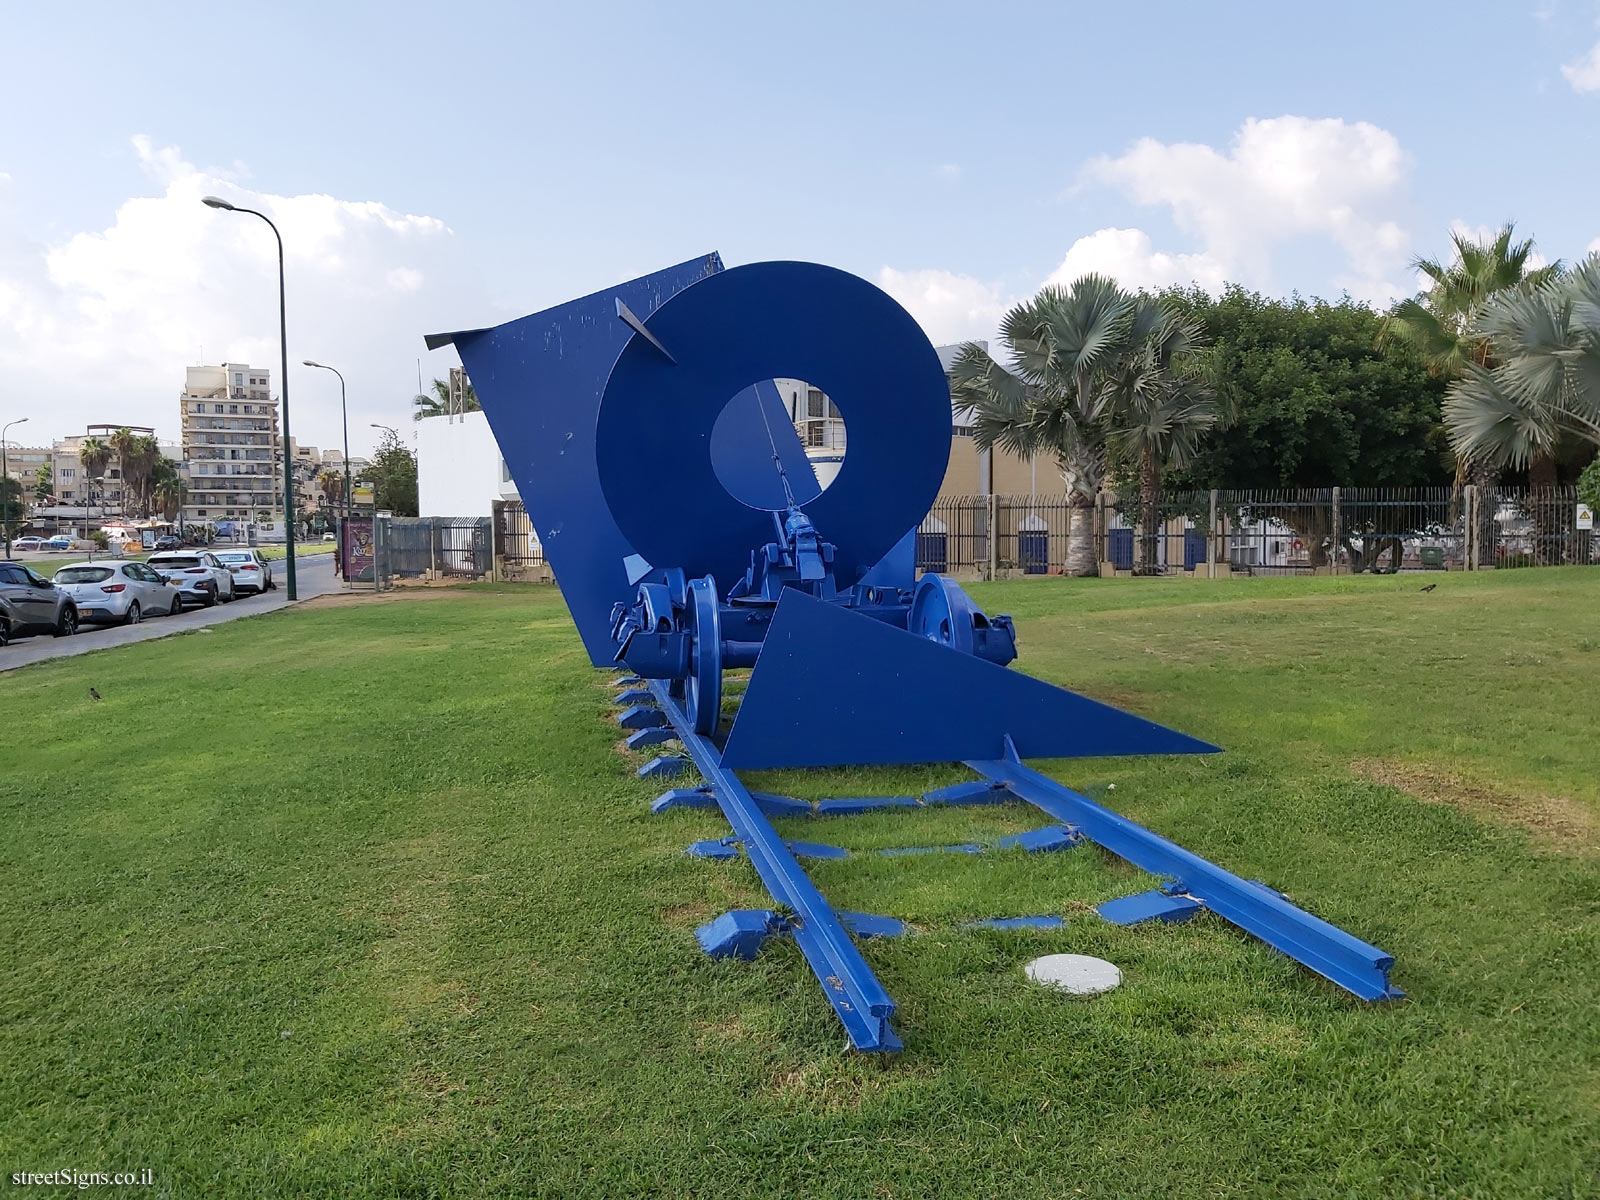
[1463,485,1476,571]
[1330,487,1341,576]
[986,493,998,581]
[1208,489,1219,579]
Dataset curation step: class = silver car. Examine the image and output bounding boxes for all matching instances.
[147,551,237,607]
[212,549,276,594]
[53,561,183,625]
[0,561,79,644]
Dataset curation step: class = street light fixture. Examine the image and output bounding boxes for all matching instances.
[201,194,297,600]
[303,360,351,556]
[2,416,29,559]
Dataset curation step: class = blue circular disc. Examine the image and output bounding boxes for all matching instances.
[595,261,950,589]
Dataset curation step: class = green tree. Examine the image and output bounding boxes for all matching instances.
[78,436,112,518]
[1382,223,1560,483]
[0,475,24,541]
[1162,285,1450,489]
[368,431,419,516]
[411,375,479,421]
[151,461,186,523]
[33,463,53,504]
[1444,254,1600,479]
[950,275,1220,574]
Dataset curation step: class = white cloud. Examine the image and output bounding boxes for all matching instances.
[1561,37,1600,91]
[1082,115,1412,298]
[934,163,962,182]
[876,266,1007,347]
[1587,235,1600,255]
[0,136,490,454]
[1041,227,1229,294]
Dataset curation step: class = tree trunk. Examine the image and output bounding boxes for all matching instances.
[1065,498,1096,576]
[1136,446,1160,574]
[1530,452,1558,565]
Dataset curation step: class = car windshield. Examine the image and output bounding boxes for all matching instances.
[152,556,203,569]
[55,567,114,584]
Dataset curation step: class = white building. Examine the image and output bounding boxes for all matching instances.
[416,410,520,517]
[179,363,284,527]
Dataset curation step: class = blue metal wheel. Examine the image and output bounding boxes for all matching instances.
[684,575,723,735]
[906,574,976,655]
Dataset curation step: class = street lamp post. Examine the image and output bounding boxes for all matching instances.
[303,361,351,576]
[1,416,29,559]
[202,195,297,600]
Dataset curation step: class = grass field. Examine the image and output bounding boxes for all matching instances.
[2,569,1597,1197]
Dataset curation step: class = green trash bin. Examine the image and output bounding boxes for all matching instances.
[1420,545,1444,569]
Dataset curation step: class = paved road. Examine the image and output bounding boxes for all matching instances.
[1,553,341,673]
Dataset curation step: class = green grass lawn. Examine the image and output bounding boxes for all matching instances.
[2,569,1596,1197]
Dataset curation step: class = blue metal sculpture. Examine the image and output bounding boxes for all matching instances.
[428,256,1399,1051]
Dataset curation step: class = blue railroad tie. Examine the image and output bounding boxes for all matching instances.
[637,755,693,779]
[747,791,815,819]
[783,839,851,861]
[1098,888,1204,926]
[625,727,676,751]
[696,910,785,959]
[879,842,985,857]
[965,745,1403,1002]
[815,795,922,816]
[617,705,668,730]
[687,838,742,861]
[921,780,1016,807]
[647,680,901,1052]
[652,787,719,814]
[838,912,907,939]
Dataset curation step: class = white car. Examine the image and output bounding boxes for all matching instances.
[212,549,276,594]
[147,550,237,607]
[11,537,46,553]
[53,561,184,625]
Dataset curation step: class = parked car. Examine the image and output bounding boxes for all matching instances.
[0,561,79,644]
[153,535,182,551]
[211,549,275,594]
[52,561,183,625]
[11,537,46,553]
[45,535,74,552]
[147,551,237,607]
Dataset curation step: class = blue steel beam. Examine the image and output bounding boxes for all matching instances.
[646,680,901,1051]
[965,747,1401,1002]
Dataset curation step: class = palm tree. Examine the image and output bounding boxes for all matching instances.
[319,469,345,508]
[948,276,1218,575]
[152,469,186,523]
[78,435,112,515]
[1099,306,1222,571]
[411,374,479,421]
[1444,254,1600,482]
[1383,223,1561,482]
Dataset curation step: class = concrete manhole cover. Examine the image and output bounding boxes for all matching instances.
[1024,953,1122,995]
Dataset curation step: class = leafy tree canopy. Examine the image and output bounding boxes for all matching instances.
[368,432,419,517]
[1159,285,1451,490]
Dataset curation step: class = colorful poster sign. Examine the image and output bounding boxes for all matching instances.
[344,515,375,582]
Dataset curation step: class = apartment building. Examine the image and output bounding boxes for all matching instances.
[179,364,284,525]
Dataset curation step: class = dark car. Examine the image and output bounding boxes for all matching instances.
[0,561,79,645]
[153,535,182,551]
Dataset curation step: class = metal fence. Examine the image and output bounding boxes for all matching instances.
[376,516,491,582]
[914,486,1596,578]
[493,500,548,581]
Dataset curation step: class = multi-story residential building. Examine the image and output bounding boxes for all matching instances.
[179,364,284,526]
[3,445,53,502]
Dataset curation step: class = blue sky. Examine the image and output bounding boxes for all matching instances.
[2,0,1598,453]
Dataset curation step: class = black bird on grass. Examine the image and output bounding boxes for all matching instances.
[1418,583,1437,593]
[88,687,101,701]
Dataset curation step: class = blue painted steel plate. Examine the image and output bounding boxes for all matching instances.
[595,261,950,591]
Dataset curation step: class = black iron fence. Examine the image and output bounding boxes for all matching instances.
[915,486,1595,578]
[375,516,491,583]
